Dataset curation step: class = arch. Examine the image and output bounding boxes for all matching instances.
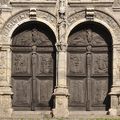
[1,9,57,44]
[11,21,56,111]
[67,10,120,45]
[67,21,113,111]
[66,19,114,45]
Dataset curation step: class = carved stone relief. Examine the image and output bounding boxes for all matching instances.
[0,0,9,5]
[92,79,108,105]
[37,10,56,27]
[95,11,120,43]
[68,11,85,27]
[113,0,120,8]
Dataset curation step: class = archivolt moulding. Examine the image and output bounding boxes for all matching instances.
[67,10,120,45]
[1,9,57,44]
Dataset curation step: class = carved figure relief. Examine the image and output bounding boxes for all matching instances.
[69,54,85,75]
[93,54,108,74]
[38,54,53,75]
[13,54,30,74]
[12,29,51,46]
[68,30,88,46]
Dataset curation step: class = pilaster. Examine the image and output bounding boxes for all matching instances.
[0,45,13,117]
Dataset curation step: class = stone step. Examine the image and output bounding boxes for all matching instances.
[1,111,120,120]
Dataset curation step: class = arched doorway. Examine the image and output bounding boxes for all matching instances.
[67,22,112,111]
[11,21,56,111]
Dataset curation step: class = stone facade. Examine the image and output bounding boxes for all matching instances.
[0,0,120,118]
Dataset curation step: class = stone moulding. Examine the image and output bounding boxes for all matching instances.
[1,9,57,44]
[67,9,120,45]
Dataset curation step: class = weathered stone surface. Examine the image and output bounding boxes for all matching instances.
[0,0,120,118]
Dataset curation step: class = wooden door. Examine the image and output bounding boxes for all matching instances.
[12,22,56,111]
[68,23,112,111]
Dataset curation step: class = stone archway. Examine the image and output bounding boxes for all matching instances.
[67,22,112,111]
[11,21,56,111]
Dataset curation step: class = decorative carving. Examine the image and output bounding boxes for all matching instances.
[58,0,67,44]
[2,10,56,43]
[68,10,120,44]
[69,79,85,105]
[69,28,106,46]
[2,11,29,43]
[12,28,52,46]
[29,8,36,19]
[55,42,68,52]
[37,10,56,27]
[12,54,31,75]
[69,54,86,75]
[68,30,88,46]
[113,0,120,8]
[85,7,95,20]
[37,79,53,104]
[68,11,85,27]
[95,11,120,42]
[13,79,31,105]
[93,54,108,74]
[38,54,53,75]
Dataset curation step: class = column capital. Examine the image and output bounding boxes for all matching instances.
[55,42,68,52]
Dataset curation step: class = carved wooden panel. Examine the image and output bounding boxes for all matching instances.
[12,53,31,76]
[92,54,108,76]
[36,78,53,108]
[12,28,53,47]
[68,78,86,110]
[12,78,31,107]
[68,53,86,76]
[91,78,108,110]
[37,53,53,76]
[68,30,88,46]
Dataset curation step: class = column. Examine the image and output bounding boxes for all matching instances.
[52,42,69,118]
[52,0,69,117]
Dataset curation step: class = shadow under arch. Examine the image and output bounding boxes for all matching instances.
[11,21,56,111]
[67,21,113,111]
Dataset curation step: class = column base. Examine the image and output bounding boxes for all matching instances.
[0,87,13,117]
[52,87,69,118]
[109,108,117,116]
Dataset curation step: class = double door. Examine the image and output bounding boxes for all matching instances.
[12,26,55,111]
[68,24,112,111]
